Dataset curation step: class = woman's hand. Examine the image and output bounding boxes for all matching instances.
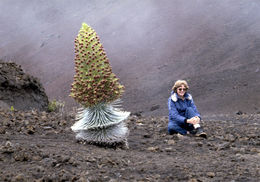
[187,116,200,125]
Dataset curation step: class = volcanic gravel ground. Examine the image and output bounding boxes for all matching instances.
[0,109,260,181]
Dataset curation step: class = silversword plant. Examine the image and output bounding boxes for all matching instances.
[70,23,130,146]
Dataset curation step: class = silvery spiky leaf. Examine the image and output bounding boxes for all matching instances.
[71,100,130,130]
[71,100,130,143]
[75,122,129,144]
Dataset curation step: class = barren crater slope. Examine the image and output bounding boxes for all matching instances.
[0,0,259,116]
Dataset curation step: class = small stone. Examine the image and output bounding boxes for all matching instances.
[26,125,35,134]
[13,173,26,181]
[5,141,13,147]
[167,140,175,145]
[34,178,44,182]
[164,147,172,152]
[225,134,236,142]
[108,178,117,182]
[59,120,67,126]
[239,148,246,154]
[35,166,45,173]
[43,126,52,130]
[188,179,198,182]
[177,133,189,139]
[41,115,47,121]
[78,177,88,182]
[250,148,259,153]
[206,172,215,178]
[197,142,203,147]
[147,146,159,152]
[217,142,230,150]
[32,155,42,161]
[0,127,6,134]
[161,133,166,137]
[14,152,29,161]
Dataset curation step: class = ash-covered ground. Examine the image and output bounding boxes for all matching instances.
[0,109,259,182]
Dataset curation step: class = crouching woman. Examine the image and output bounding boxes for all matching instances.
[168,80,207,138]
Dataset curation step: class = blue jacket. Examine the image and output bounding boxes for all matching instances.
[168,92,201,131]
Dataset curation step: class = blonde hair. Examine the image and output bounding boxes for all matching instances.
[172,80,189,93]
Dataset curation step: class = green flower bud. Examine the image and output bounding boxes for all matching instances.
[70,23,125,107]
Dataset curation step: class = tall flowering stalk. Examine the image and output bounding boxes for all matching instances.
[70,23,130,145]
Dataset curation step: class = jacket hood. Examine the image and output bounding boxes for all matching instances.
[171,92,192,102]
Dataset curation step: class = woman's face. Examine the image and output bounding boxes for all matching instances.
[177,84,187,97]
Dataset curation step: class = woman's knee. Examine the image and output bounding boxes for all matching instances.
[185,107,196,118]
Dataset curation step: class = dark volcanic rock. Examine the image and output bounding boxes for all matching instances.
[0,61,49,111]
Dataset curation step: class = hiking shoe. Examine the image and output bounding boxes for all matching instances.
[195,127,207,138]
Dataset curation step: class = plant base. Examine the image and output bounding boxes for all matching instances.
[71,101,130,144]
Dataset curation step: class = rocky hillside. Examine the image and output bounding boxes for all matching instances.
[1,0,260,116]
[0,61,49,111]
